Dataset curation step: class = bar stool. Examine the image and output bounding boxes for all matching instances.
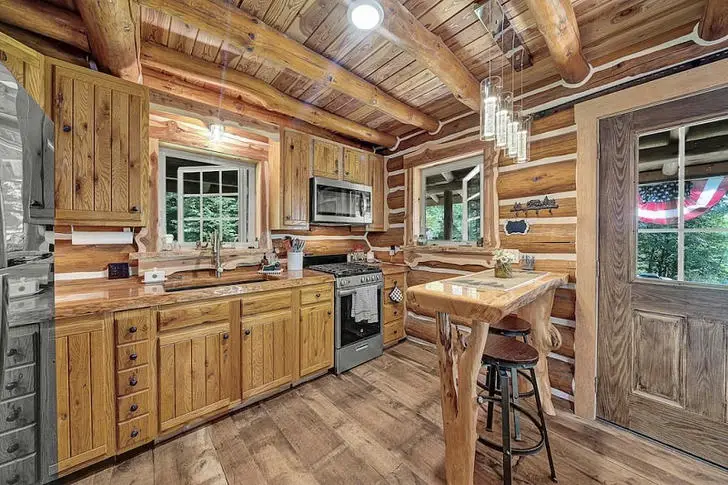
[477,335,557,485]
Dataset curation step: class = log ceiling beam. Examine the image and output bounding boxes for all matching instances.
[75,0,143,82]
[699,0,728,42]
[0,0,89,52]
[375,0,481,112]
[136,0,439,133]
[523,0,590,84]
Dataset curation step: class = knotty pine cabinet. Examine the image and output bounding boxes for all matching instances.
[368,154,386,232]
[47,58,149,227]
[312,138,340,179]
[299,301,334,378]
[0,31,44,109]
[343,147,369,185]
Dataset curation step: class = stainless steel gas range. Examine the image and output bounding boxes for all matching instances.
[306,256,384,374]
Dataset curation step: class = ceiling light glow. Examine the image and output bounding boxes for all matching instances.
[209,123,225,142]
[348,0,383,30]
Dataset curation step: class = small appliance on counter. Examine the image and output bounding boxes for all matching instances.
[305,254,383,373]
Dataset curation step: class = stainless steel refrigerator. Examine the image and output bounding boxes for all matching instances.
[0,60,56,484]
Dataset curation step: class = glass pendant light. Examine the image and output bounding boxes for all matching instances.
[496,91,512,148]
[480,77,501,141]
[517,115,532,163]
[507,104,521,158]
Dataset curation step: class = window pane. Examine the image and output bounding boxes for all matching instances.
[222,196,239,219]
[183,172,200,194]
[222,170,238,193]
[423,161,481,242]
[638,129,679,229]
[684,232,728,285]
[637,232,678,280]
[183,197,200,219]
[203,196,221,219]
[202,220,220,240]
[222,220,239,243]
[183,220,200,243]
[165,192,178,240]
[203,170,220,194]
[684,180,728,229]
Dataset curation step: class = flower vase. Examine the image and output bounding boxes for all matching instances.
[494,261,513,278]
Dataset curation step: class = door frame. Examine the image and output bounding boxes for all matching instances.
[573,57,728,419]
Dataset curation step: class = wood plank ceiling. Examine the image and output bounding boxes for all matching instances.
[44,0,710,142]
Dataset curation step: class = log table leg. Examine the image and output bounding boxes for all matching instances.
[435,312,489,485]
[518,289,560,416]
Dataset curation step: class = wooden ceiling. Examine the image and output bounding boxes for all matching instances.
[12,0,723,145]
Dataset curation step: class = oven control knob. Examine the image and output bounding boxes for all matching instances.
[342,278,349,286]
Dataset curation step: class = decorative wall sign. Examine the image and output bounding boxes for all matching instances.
[504,219,530,235]
[511,196,559,216]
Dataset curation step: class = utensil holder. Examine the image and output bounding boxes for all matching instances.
[288,252,303,271]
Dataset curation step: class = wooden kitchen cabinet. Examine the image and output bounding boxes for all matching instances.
[157,322,232,433]
[47,58,149,227]
[368,154,386,232]
[241,309,295,400]
[54,315,115,474]
[299,301,334,377]
[312,139,340,179]
[0,31,44,108]
[281,129,310,227]
[343,148,369,185]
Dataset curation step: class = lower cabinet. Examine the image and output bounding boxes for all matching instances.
[157,322,232,433]
[241,309,295,400]
[54,315,114,474]
[299,302,334,378]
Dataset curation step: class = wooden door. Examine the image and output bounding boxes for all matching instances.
[48,58,148,226]
[0,31,44,108]
[299,302,334,377]
[312,139,340,179]
[241,309,294,399]
[368,154,386,231]
[343,148,368,185]
[157,323,231,432]
[282,129,310,227]
[54,315,114,473]
[597,89,728,468]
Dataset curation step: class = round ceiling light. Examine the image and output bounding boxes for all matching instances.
[348,0,384,30]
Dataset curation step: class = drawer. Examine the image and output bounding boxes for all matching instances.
[115,310,151,344]
[0,453,36,485]
[0,396,35,433]
[300,284,333,306]
[384,301,404,324]
[384,273,405,290]
[383,320,405,344]
[117,414,151,452]
[0,365,35,400]
[117,365,149,396]
[117,390,150,423]
[158,301,230,332]
[3,333,34,368]
[242,290,291,316]
[0,425,35,465]
[116,341,150,371]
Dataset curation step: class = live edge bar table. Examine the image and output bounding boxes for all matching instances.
[406,269,568,485]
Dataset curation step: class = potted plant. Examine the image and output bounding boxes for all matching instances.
[493,249,518,278]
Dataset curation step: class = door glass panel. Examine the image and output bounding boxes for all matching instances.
[637,232,678,280]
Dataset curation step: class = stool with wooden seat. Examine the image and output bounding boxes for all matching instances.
[489,314,532,340]
[477,335,557,485]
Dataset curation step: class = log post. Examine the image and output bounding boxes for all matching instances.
[699,0,728,42]
[443,190,453,240]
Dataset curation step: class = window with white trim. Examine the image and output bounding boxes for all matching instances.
[159,148,256,246]
[420,156,483,243]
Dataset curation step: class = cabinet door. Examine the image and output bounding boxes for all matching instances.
[49,59,148,227]
[312,139,340,179]
[157,323,231,432]
[299,302,334,377]
[241,309,294,400]
[367,154,386,231]
[282,130,310,227]
[343,148,369,185]
[54,315,114,474]
[0,31,44,108]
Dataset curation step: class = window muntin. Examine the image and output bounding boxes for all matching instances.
[636,118,728,286]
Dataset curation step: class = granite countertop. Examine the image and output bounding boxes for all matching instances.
[55,269,334,319]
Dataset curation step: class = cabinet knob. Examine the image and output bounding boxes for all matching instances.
[29,200,42,208]
[6,349,17,357]
[244,329,251,336]
[5,407,20,422]
[130,403,138,412]
[327,311,332,316]
[129,326,137,333]
[129,376,138,386]
[62,124,71,133]
[129,353,138,361]
[315,293,321,298]
[6,443,19,454]
[4,380,19,391]
[130,429,139,438]
[223,333,229,340]
[130,206,139,213]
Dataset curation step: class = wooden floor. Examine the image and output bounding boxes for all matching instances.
[67,340,728,485]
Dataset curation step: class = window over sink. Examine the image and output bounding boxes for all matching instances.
[159,148,257,247]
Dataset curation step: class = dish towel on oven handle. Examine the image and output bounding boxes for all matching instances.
[351,285,379,323]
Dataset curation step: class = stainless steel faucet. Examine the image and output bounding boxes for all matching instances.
[210,229,223,278]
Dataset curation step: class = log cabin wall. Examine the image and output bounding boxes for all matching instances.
[382,108,578,409]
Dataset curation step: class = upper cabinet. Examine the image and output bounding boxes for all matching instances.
[343,148,369,185]
[312,139,340,179]
[368,154,386,232]
[0,31,44,109]
[47,59,149,227]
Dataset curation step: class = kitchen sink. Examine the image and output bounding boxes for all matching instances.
[162,272,271,292]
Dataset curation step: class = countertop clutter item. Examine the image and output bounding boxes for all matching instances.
[143,268,166,284]
[107,262,131,279]
[286,237,305,271]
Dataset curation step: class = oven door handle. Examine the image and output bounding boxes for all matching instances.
[337,284,383,298]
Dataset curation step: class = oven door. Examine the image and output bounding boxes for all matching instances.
[310,177,372,224]
[335,283,383,349]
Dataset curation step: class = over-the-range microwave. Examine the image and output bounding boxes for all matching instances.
[309,177,372,225]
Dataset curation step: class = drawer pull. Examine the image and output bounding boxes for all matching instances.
[244,329,251,336]
[315,292,321,298]
[4,380,18,391]
[129,326,137,333]
[130,429,139,438]
[129,353,138,361]
[6,443,19,454]
[6,407,20,422]
[6,473,19,485]
[6,349,17,357]
[62,125,71,133]
[129,376,138,387]
[130,403,138,412]
[223,333,229,340]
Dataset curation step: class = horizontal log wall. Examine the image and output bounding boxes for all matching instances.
[385,108,577,409]
[272,225,370,256]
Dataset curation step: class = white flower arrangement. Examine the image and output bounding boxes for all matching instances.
[493,249,519,264]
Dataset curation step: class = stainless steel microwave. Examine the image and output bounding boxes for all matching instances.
[310,177,372,225]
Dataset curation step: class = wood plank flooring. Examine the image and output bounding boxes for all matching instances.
[66,340,728,485]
